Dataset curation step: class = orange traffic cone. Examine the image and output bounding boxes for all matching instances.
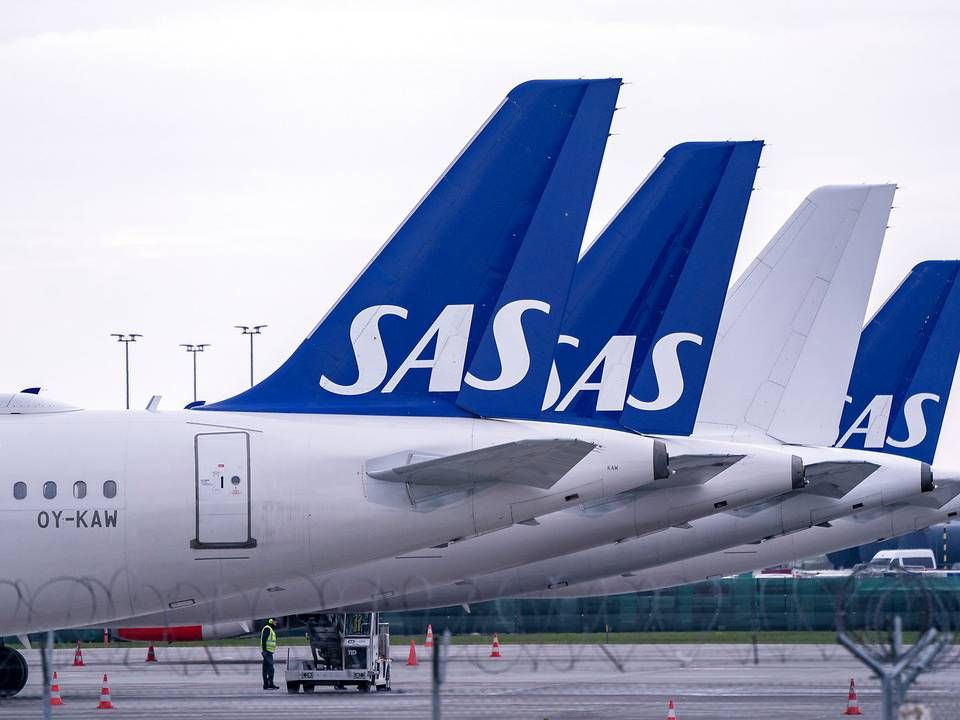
[406,640,418,667]
[425,624,434,648]
[844,678,862,715]
[489,633,502,658]
[73,640,85,667]
[97,673,115,710]
[666,698,677,719]
[145,644,157,663]
[49,671,65,706]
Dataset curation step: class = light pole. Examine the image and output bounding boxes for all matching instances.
[110,333,142,410]
[180,344,210,403]
[235,325,267,387]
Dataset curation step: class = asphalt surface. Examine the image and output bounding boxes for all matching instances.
[2,643,958,718]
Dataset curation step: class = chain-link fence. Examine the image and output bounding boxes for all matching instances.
[2,571,959,718]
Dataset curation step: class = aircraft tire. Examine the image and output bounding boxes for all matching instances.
[0,646,27,698]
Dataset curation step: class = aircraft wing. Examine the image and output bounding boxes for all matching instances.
[366,439,597,490]
[801,461,880,498]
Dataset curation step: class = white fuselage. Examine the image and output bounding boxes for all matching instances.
[330,444,930,609]
[95,436,805,629]
[526,488,959,599]
[152,445,927,619]
[409,445,931,606]
[385,453,931,607]
[0,408,662,635]
[72,441,929,628]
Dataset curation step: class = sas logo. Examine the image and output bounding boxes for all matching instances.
[835,393,941,450]
[319,301,703,414]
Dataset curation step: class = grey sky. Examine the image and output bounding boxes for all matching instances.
[2,1,958,462]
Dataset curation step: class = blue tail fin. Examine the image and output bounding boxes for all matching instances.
[203,79,621,415]
[835,261,960,463]
[455,80,621,418]
[540,141,763,432]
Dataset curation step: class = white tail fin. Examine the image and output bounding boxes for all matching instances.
[694,184,896,445]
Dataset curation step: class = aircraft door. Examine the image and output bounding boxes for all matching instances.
[191,432,257,549]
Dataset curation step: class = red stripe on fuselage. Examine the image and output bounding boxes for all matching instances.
[115,626,203,642]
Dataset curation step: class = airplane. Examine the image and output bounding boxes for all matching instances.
[325,187,953,611]
[1,84,939,702]
[86,138,787,632]
[0,78,686,696]
[510,260,960,598]
[92,184,925,626]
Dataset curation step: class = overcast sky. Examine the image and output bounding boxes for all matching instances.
[2,1,959,462]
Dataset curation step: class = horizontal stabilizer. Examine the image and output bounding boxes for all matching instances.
[802,460,880,499]
[366,439,596,489]
[646,453,744,489]
[907,479,960,509]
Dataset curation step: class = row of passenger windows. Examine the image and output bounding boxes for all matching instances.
[12,480,117,501]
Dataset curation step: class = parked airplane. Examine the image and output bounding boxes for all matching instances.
[514,260,960,599]
[97,184,921,628]
[0,79,687,696]
[89,138,789,630]
[324,187,952,611]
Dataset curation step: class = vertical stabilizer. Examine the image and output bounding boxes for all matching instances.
[836,261,960,463]
[695,185,896,445]
[203,79,620,415]
[540,141,762,431]
[455,80,620,417]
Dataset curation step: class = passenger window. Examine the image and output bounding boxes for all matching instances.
[43,481,57,500]
[13,482,26,500]
[73,481,87,499]
[103,480,117,499]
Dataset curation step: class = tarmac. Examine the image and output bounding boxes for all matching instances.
[2,642,959,718]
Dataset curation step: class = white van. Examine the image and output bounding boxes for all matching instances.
[861,549,939,575]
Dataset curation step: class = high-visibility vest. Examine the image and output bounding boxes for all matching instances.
[262,625,277,653]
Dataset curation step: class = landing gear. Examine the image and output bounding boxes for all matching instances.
[0,645,28,698]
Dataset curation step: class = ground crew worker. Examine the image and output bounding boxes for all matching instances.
[261,618,280,689]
